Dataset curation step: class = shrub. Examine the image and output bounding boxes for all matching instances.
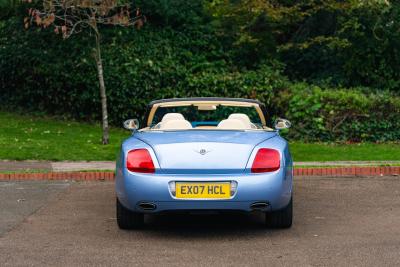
[276,84,400,142]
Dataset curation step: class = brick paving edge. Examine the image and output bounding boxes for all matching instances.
[0,171,115,181]
[0,166,399,181]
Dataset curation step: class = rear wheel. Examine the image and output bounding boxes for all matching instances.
[116,198,144,229]
[265,197,293,228]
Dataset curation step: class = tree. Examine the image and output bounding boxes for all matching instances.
[25,0,145,144]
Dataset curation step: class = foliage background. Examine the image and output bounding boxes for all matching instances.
[1,0,399,142]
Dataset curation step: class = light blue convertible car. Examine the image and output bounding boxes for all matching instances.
[115,98,293,229]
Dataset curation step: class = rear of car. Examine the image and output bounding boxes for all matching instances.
[115,98,293,229]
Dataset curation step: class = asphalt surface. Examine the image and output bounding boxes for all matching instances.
[0,177,399,266]
[0,181,70,236]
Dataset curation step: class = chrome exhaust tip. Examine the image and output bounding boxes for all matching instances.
[250,202,269,210]
[138,202,157,211]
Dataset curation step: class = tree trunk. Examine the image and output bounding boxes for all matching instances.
[94,32,109,145]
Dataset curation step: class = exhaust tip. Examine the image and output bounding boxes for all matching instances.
[138,202,157,211]
[250,202,269,210]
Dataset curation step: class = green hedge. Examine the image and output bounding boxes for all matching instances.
[0,18,285,123]
[1,18,400,142]
[276,85,400,142]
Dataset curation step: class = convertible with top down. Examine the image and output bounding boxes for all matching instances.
[115,97,293,229]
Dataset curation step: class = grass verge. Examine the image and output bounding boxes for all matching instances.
[1,111,399,162]
[0,111,129,161]
[290,142,400,162]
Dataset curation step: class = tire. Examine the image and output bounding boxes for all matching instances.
[116,198,144,229]
[265,197,293,229]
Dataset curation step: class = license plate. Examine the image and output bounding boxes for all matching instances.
[175,182,231,199]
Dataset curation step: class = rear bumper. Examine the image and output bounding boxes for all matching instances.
[115,168,292,213]
[131,200,273,212]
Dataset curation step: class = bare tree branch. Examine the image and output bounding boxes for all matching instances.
[25,0,146,144]
[27,0,145,38]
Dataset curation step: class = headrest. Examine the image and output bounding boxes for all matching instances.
[161,113,185,123]
[159,120,193,130]
[217,119,248,130]
[228,113,252,124]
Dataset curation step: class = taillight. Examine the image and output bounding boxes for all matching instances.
[126,149,155,173]
[251,148,280,173]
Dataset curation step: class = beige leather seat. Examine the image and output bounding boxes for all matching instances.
[217,119,248,130]
[159,119,192,130]
[228,113,256,129]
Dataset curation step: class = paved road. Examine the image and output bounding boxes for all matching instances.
[0,181,70,236]
[0,177,399,266]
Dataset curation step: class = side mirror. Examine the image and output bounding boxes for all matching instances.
[123,119,139,131]
[274,118,291,130]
